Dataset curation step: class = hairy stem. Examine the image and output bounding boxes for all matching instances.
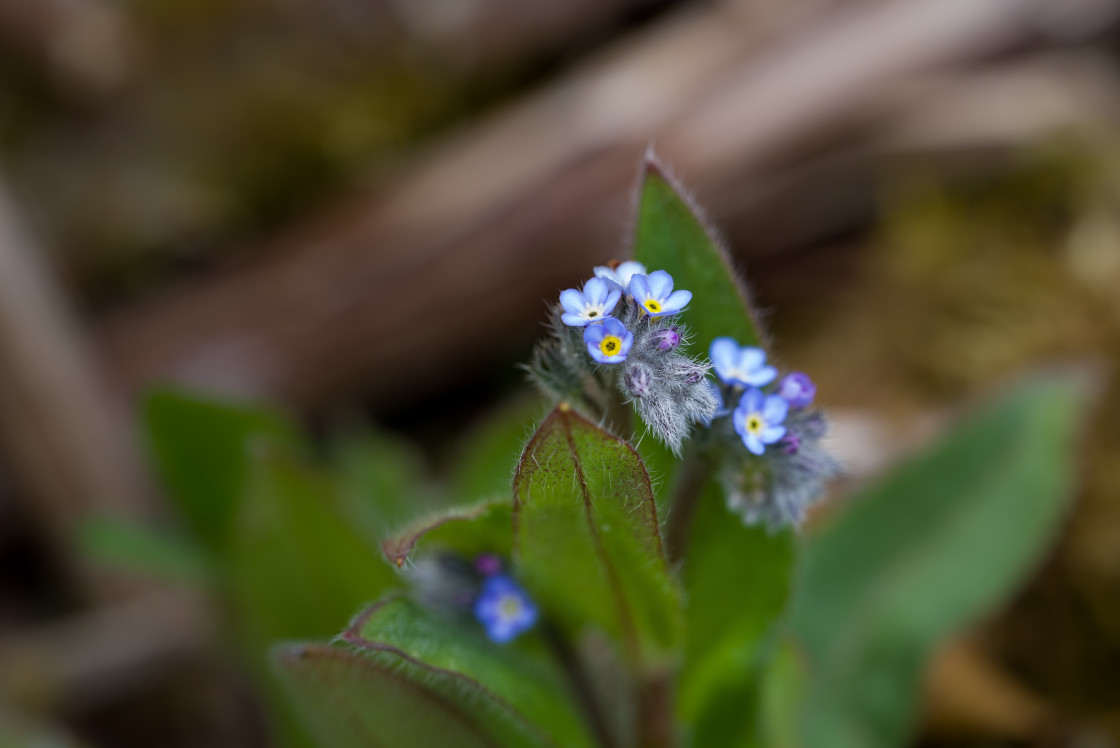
[637,671,676,748]
[664,452,710,565]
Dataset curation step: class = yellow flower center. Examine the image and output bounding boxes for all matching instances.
[600,335,622,357]
[499,595,522,618]
[747,415,763,435]
[644,299,662,314]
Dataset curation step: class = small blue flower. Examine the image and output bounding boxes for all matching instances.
[733,387,788,455]
[630,271,692,317]
[559,278,621,327]
[779,372,815,409]
[709,338,778,387]
[583,317,633,364]
[593,261,647,293]
[474,575,538,644]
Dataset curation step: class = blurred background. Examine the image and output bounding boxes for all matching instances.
[1,0,1120,745]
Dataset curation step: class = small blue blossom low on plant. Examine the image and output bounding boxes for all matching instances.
[710,337,778,387]
[584,317,633,364]
[779,372,816,409]
[559,278,621,327]
[733,387,789,456]
[631,270,692,317]
[594,260,647,293]
[474,574,538,644]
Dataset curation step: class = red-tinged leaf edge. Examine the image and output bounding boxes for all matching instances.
[274,643,502,747]
[380,499,507,568]
[633,148,769,350]
[339,598,560,747]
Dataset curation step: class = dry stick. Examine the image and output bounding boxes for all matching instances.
[0,182,152,600]
[95,0,1113,413]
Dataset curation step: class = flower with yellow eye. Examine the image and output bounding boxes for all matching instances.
[559,278,621,327]
[583,317,633,364]
[630,270,691,317]
[474,575,538,644]
[733,387,788,456]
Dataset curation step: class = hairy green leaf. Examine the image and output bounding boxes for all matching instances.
[513,405,681,668]
[343,596,597,748]
[789,376,1086,748]
[381,499,513,568]
[631,154,766,354]
[275,644,508,748]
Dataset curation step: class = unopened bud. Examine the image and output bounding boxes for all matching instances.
[653,327,681,352]
[625,365,654,398]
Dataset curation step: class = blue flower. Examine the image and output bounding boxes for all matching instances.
[474,575,538,644]
[733,387,788,455]
[709,338,777,387]
[630,271,692,317]
[779,372,815,409]
[593,261,647,293]
[583,317,633,364]
[559,278,621,327]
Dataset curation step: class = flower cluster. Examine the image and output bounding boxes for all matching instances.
[706,338,837,530]
[528,261,717,452]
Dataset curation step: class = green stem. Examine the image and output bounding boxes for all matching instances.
[664,452,710,566]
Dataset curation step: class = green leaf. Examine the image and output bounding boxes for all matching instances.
[142,388,294,555]
[381,499,513,568]
[631,154,766,354]
[512,405,681,668]
[275,644,509,748]
[341,596,598,748]
[75,514,212,585]
[228,451,396,653]
[788,376,1086,748]
[678,478,795,732]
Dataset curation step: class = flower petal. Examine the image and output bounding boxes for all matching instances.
[602,317,628,337]
[710,338,740,380]
[616,261,646,286]
[584,277,609,306]
[583,324,606,344]
[561,312,590,326]
[737,347,765,372]
[647,269,673,299]
[762,394,789,424]
[741,387,765,414]
[603,287,622,313]
[629,273,651,303]
[745,432,765,455]
[761,425,786,444]
[745,365,778,387]
[593,266,620,285]
[559,288,586,314]
[662,289,692,313]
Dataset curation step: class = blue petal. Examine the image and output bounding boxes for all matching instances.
[762,394,789,424]
[740,387,765,414]
[584,277,609,306]
[559,288,585,314]
[629,273,650,303]
[602,317,628,337]
[732,406,746,435]
[761,425,786,444]
[562,312,591,326]
[745,432,765,455]
[647,270,673,299]
[737,347,765,372]
[583,325,606,345]
[661,289,692,313]
[615,261,646,286]
[710,338,740,380]
[593,266,621,287]
[745,365,778,386]
[603,287,622,313]
[616,331,634,357]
